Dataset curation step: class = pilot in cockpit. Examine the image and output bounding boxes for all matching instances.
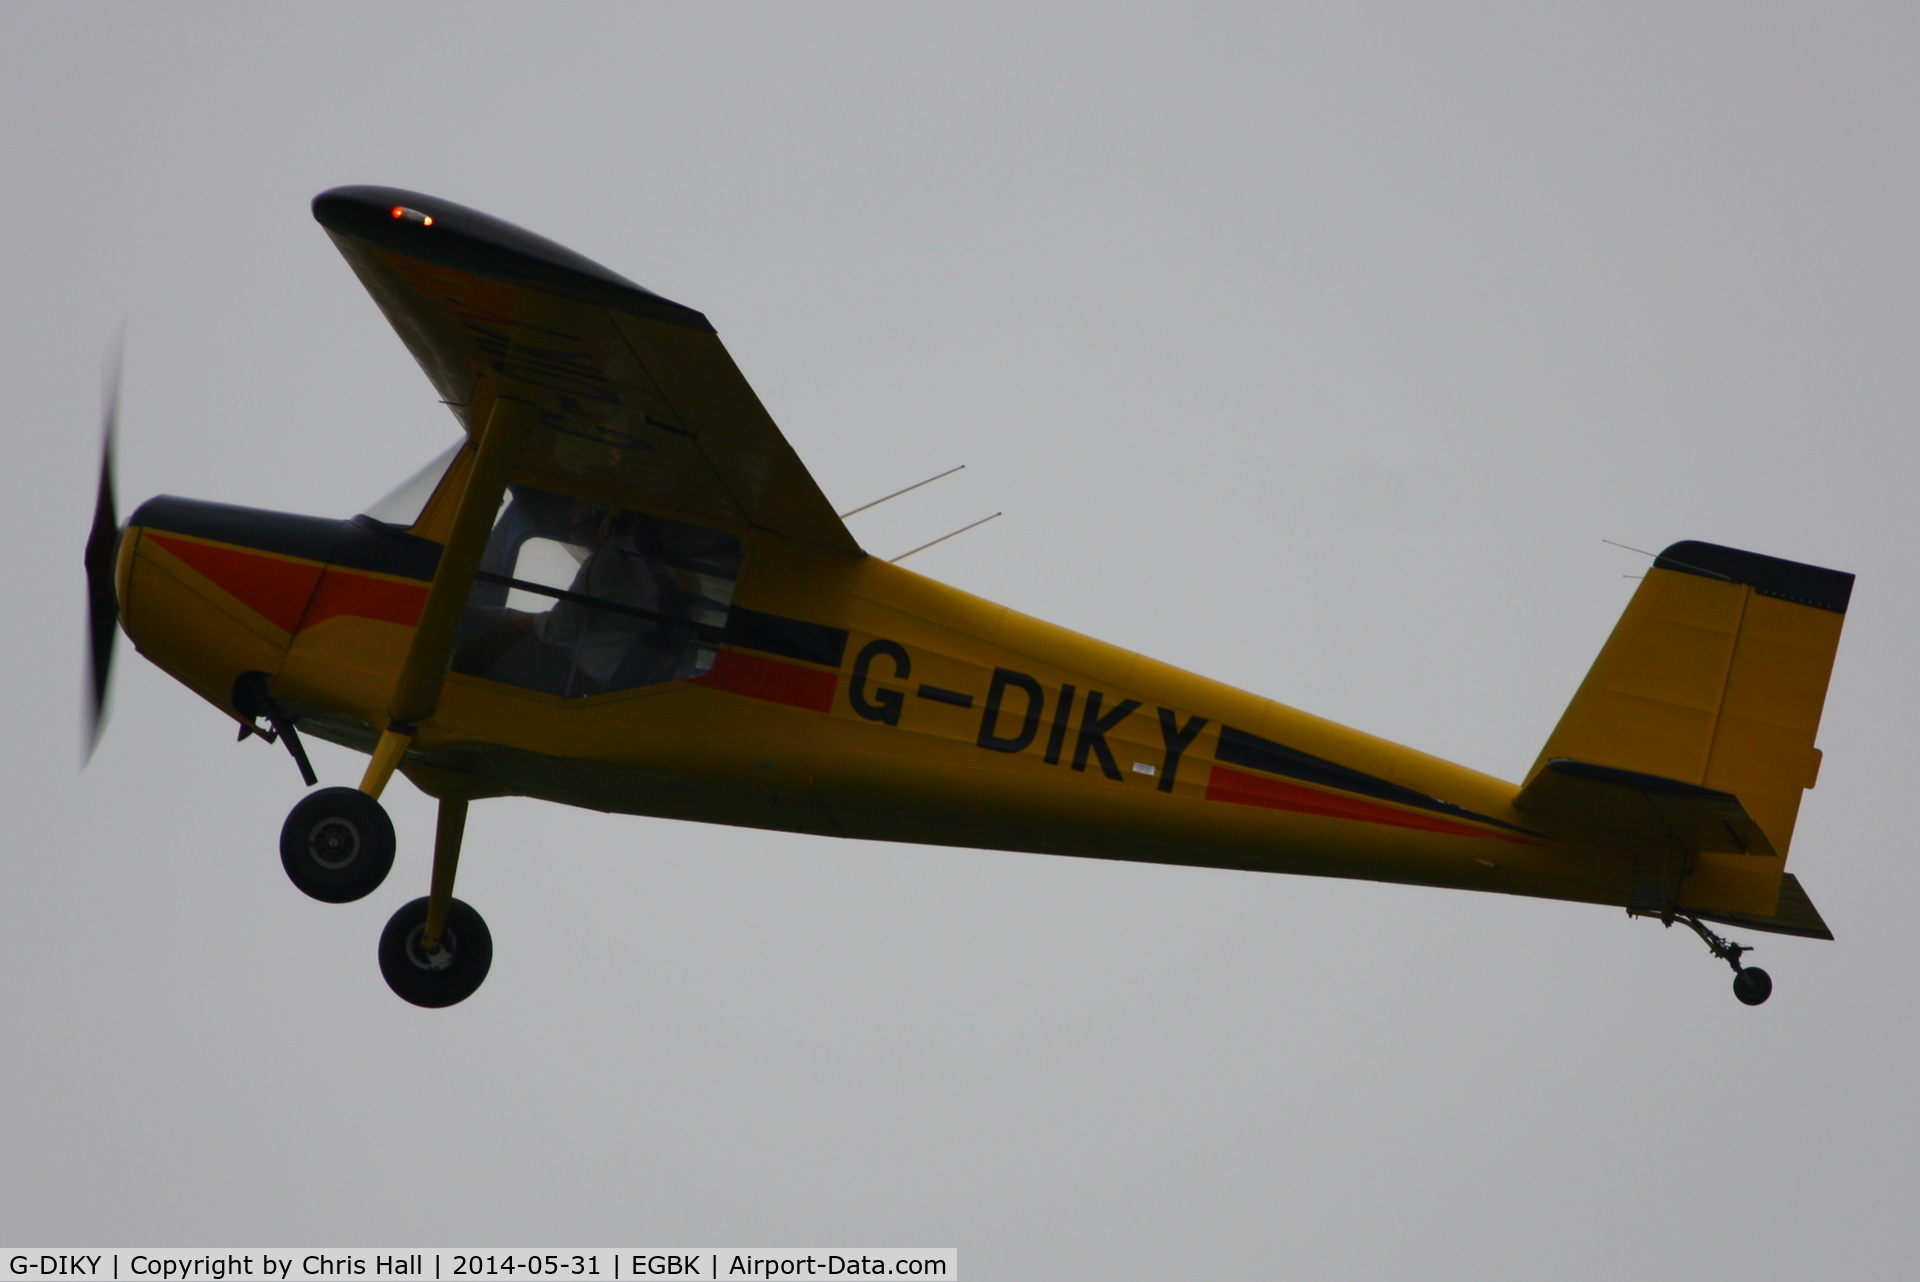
[455,500,685,697]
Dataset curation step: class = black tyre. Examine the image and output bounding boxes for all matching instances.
[378,896,492,1008]
[1732,967,1773,1006]
[279,786,395,903]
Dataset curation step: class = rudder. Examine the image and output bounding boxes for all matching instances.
[1520,541,1852,920]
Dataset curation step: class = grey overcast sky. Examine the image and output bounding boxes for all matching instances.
[3,3,1916,1276]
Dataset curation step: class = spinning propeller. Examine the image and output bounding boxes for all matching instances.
[83,345,121,761]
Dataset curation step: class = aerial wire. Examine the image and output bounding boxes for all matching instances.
[1601,538,1732,583]
[889,512,1001,564]
[839,464,965,518]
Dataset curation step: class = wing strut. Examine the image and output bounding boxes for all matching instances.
[358,387,532,803]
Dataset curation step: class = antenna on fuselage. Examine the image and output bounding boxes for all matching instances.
[888,512,1002,564]
[838,464,965,518]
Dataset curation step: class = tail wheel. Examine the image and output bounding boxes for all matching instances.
[279,787,395,903]
[1732,967,1773,1006]
[378,896,492,1008]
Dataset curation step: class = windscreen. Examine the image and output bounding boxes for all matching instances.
[362,440,465,528]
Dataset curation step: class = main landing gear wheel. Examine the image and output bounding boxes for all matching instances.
[279,786,395,903]
[1732,967,1773,1006]
[378,896,492,1008]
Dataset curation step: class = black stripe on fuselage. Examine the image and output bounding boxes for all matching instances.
[333,515,444,579]
[720,605,848,668]
[130,498,444,580]
[1214,725,1526,833]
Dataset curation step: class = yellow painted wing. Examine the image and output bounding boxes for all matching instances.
[313,185,860,556]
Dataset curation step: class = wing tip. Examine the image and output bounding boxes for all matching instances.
[312,185,715,334]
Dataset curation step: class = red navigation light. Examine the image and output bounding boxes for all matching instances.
[389,206,435,227]
[390,206,405,219]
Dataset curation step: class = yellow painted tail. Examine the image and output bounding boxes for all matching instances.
[1515,541,1851,926]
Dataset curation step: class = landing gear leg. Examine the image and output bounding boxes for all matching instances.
[1677,914,1772,1006]
[378,797,491,1007]
[421,795,465,956]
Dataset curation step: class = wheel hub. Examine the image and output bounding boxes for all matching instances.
[307,817,362,870]
[405,922,457,972]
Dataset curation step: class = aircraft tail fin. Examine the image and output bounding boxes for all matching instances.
[1517,541,1852,920]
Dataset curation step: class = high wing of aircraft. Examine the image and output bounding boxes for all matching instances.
[86,185,1850,1007]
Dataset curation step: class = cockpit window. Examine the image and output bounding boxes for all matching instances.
[450,483,741,699]
[362,439,465,529]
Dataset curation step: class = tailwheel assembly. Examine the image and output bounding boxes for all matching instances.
[1678,914,1771,1006]
[279,786,395,903]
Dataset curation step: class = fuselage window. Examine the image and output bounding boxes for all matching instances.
[451,484,741,699]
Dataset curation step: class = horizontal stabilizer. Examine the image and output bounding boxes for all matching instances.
[1513,758,1777,857]
[1690,873,1834,940]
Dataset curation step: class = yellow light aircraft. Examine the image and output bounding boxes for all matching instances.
[85,186,1850,1007]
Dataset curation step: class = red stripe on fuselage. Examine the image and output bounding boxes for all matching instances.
[300,569,429,629]
[692,648,837,712]
[144,533,321,634]
[144,533,430,634]
[1204,764,1531,843]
